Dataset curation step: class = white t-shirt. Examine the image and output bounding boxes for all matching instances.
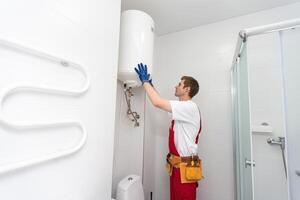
[169,100,201,157]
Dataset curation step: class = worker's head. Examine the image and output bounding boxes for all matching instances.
[175,76,199,99]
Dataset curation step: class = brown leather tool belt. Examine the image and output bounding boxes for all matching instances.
[166,153,199,168]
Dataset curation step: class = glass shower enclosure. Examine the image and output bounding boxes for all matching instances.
[231,19,300,200]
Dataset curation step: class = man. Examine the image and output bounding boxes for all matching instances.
[135,63,202,200]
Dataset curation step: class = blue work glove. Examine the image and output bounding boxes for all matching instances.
[134,63,152,85]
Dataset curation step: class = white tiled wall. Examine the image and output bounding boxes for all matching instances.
[0,0,121,199]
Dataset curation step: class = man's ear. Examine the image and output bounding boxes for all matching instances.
[185,87,191,93]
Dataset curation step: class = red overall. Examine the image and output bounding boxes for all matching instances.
[169,120,202,200]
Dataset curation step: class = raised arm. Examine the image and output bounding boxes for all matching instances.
[135,63,171,112]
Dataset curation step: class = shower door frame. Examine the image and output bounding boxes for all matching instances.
[231,18,300,200]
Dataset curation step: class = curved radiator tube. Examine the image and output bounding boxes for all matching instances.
[0,38,90,175]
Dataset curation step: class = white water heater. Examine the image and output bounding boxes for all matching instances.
[118,10,155,87]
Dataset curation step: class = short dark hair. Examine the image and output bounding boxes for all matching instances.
[181,76,199,98]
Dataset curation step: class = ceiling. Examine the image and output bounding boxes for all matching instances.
[121,0,300,35]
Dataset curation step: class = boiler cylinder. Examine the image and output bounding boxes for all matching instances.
[118,10,155,87]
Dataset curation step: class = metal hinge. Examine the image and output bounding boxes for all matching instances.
[245,159,256,168]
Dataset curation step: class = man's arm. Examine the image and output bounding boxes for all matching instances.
[143,82,172,112]
[134,63,171,112]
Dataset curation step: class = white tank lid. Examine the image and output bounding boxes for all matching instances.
[117,175,141,192]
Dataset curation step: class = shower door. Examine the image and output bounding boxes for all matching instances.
[232,43,254,200]
[280,28,300,200]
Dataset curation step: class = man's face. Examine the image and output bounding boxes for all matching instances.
[175,79,188,97]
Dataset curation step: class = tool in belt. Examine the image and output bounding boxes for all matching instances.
[166,153,204,183]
